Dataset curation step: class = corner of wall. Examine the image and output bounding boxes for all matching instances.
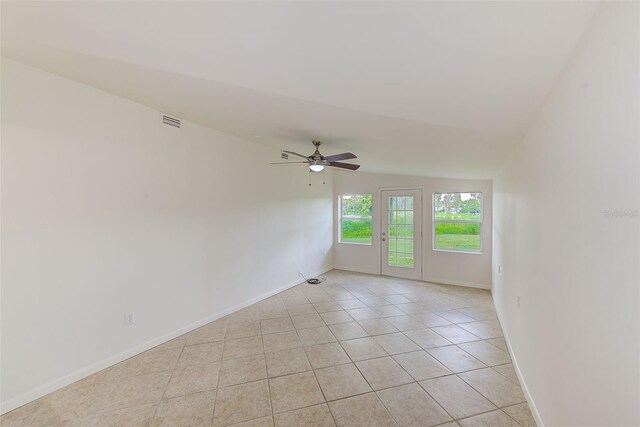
[493,298,545,427]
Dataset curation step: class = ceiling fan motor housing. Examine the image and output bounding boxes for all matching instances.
[274,141,360,171]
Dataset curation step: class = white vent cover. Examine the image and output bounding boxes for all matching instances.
[161,114,181,128]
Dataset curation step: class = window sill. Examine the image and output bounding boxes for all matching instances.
[432,248,483,255]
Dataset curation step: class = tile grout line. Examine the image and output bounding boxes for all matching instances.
[332,327,400,424]
[8,272,527,427]
[209,325,227,426]
[147,344,184,422]
[455,370,527,416]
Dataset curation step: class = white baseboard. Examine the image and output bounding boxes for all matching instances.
[494,304,544,427]
[332,267,490,290]
[333,266,380,276]
[1,266,333,415]
[423,277,490,290]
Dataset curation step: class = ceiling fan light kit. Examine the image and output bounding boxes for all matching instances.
[309,162,325,172]
[272,140,360,173]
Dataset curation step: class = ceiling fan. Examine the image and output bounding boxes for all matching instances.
[271,141,360,172]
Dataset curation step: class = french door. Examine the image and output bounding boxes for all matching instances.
[381,189,423,280]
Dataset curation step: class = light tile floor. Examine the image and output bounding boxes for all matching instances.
[1,270,537,427]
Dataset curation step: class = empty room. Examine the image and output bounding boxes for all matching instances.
[1,1,638,426]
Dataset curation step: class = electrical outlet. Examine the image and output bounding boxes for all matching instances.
[498,265,501,275]
[517,296,520,309]
[125,312,136,326]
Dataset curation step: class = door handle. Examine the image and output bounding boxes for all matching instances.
[382,237,386,242]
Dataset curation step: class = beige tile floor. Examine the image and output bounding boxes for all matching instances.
[1,270,537,427]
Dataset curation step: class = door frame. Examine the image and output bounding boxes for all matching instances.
[379,187,423,280]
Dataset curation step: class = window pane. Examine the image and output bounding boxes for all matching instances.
[389,251,414,268]
[406,239,414,254]
[434,192,482,221]
[341,194,373,218]
[406,211,414,225]
[397,211,406,225]
[340,194,372,244]
[434,222,481,252]
[399,225,413,238]
[388,252,397,266]
[396,197,406,209]
[406,196,414,210]
[397,254,414,268]
[341,218,372,244]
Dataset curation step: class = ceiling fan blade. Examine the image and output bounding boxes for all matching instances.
[328,161,360,170]
[282,150,310,160]
[323,152,357,162]
[270,161,309,165]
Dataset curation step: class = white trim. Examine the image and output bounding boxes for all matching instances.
[0,267,333,415]
[332,266,380,276]
[432,249,483,255]
[378,186,423,191]
[423,277,490,290]
[494,302,544,427]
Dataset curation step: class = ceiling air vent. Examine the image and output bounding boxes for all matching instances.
[161,114,181,129]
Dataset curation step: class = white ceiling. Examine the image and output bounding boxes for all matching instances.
[1,1,598,179]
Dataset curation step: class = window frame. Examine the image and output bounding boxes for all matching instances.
[432,192,483,254]
[338,194,373,246]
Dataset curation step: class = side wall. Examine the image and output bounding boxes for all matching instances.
[0,59,334,412]
[492,3,639,426]
[333,171,492,289]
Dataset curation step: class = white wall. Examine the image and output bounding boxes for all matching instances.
[0,58,333,412]
[492,2,639,426]
[333,171,492,288]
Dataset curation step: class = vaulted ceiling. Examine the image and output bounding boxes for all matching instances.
[1,1,598,178]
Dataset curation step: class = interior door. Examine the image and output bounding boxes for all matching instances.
[381,189,422,280]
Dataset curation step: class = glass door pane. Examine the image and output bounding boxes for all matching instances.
[387,196,414,268]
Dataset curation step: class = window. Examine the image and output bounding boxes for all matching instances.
[339,194,373,244]
[433,192,482,253]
